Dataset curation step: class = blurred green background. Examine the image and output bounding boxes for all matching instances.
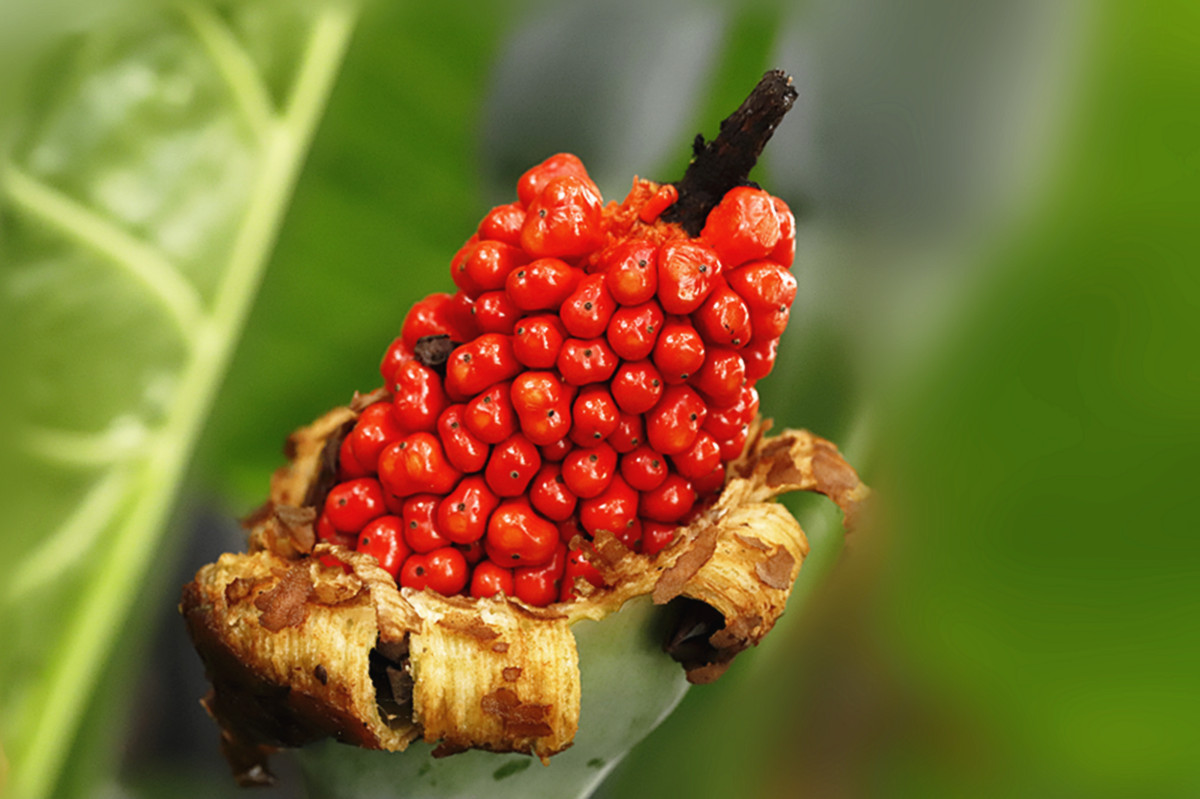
[1,0,1197,797]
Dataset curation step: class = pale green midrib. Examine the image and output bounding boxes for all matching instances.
[10,5,359,799]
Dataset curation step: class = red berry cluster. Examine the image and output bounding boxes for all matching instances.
[316,153,797,606]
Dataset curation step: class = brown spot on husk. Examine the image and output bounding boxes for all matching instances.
[755,548,796,589]
[652,525,721,604]
[254,565,313,632]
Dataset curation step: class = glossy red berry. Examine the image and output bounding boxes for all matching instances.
[485,500,559,568]
[561,442,617,499]
[769,196,796,266]
[642,520,679,555]
[560,273,616,339]
[557,338,618,386]
[560,549,605,601]
[641,474,696,523]
[652,321,706,384]
[510,372,571,446]
[726,261,796,340]
[619,444,668,492]
[646,385,707,455]
[539,435,573,463]
[690,348,747,406]
[471,290,520,334]
[521,175,605,258]
[424,546,470,596]
[700,186,781,267]
[478,202,526,246]
[529,463,578,522]
[514,543,567,607]
[379,336,414,387]
[378,433,462,497]
[444,333,520,400]
[400,292,463,350]
[457,240,527,295]
[578,474,638,538]
[606,301,664,361]
[338,434,371,480]
[671,430,722,480]
[400,494,449,553]
[316,510,356,549]
[470,561,515,598]
[517,153,596,207]
[657,239,721,314]
[741,336,780,382]
[437,404,490,473]
[324,477,387,534]
[512,314,568,369]
[704,385,759,441]
[693,283,752,348]
[484,434,542,497]
[391,360,449,433]
[506,258,580,312]
[569,386,619,446]
[437,476,499,544]
[348,402,404,471]
[464,381,517,445]
[356,515,410,578]
[607,410,644,453]
[610,360,664,415]
[399,554,430,591]
[692,462,727,496]
[602,240,658,305]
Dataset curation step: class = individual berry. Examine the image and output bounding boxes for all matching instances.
[640,473,696,524]
[620,444,669,492]
[399,554,430,591]
[456,240,527,295]
[741,336,779,382]
[338,434,371,479]
[444,333,520,400]
[512,314,568,369]
[400,292,462,350]
[521,176,605,258]
[437,476,500,544]
[471,290,520,334]
[671,430,722,480]
[557,338,618,386]
[578,475,638,538]
[608,410,644,453]
[561,442,617,499]
[348,402,404,471]
[424,546,470,596]
[514,543,568,607]
[769,196,796,266]
[470,561,515,598]
[692,283,752,348]
[484,434,542,497]
[602,239,658,305]
[610,361,664,415]
[657,239,721,314]
[539,436,573,463]
[316,511,356,549]
[529,463,578,522]
[516,153,596,207]
[692,462,727,496]
[485,499,559,568]
[437,404,490,473]
[726,261,796,340]
[449,234,482,295]
[378,433,462,497]
[464,381,517,444]
[716,427,750,461]
[379,336,414,387]
[652,321,706,384]
[324,477,387,534]
[557,515,586,546]
[569,386,619,446]
[606,301,664,361]
[700,186,782,267]
[646,385,707,455]
[690,348,747,406]
[642,520,679,555]
[456,539,486,565]
[560,273,616,339]
[506,258,580,312]
[391,360,449,433]
[356,515,410,578]
[479,202,526,246]
[510,372,571,446]
[560,549,606,601]
[401,494,449,553]
[704,385,759,441]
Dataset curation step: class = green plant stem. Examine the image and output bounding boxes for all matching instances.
[9,6,358,798]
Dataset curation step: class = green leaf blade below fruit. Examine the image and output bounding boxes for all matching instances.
[0,3,358,798]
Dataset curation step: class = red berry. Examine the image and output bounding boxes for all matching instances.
[485,500,559,567]
[642,520,679,555]
[769,196,796,267]
[641,474,696,523]
[726,261,796,340]
[557,338,618,386]
[324,477,387,534]
[704,385,759,441]
[521,176,605,258]
[445,333,520,400]
[579,474,638,537]
[652,320,706,384]
[437,404,490,473]
[391,360,449,433]
[399,554,430,591]
[378,433,462,497]
[512,314,568,369]
[560,273,616,339]
[602,239,658,305]
[400,292,462,350]
[606,301,664,361]
[637,183,679,224]
[424,546,469,596]
[457,240,527,296]
[741,336,779,382]
[560,549,606,601]
[510,372,571,446]
[620,444,668,492]
[338,434,371,479]
[539,436,573,463]
[317,511,356,548]
[514,543,567,607]
[506,258,580,312]
[692,283,752,348]
[402,494,449,553]
[517,153,596,207]
[464,381,517,444]
[610,360,664,415]
[692,462,727,495]
[470,561,515,598]
[700,186,781,267]
[608,410,644,453]
[379,336,414,387]
[348,402,404,471]
[657,239,721,314]
[456,539,486,565]
[479,202,526,246]
[471,290,520,334]
[437,476,499,544]
[690,348,747,405]
[484,434,542,497]
[561,442,617,499]
[671,430,721,480]
[569,386,619,445]
[716,427,750,461]
[646,385,707,455]
[529,463,578,522]
[356,515,410,577]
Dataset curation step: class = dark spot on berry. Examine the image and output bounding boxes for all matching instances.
[462,353,472,362]
[548,409,557,418]
[450,421,459,429]
[539,209,547,218]
[414,566,425,576]
[651,459,660,468]
[337,497,347,506]
[638,259,648,267]
[698,264,708,273]
[630,437,640,446]
[510,470,520,480]
[457,503,465,511]
[361,537,370,546]
[680,373,689,379]
[652,379,660,387]
[583,302,593,310]
[732,338,741,345]
[584,349,593,357]
[483,396,492,404]
[410,521,418,529]
[471,307,478,315]
[555,474,565,484]
[589,454,598,462]
[690,413,698,421]
[516,326,525,335]
[593,432,602,439]
[517,270,526,278]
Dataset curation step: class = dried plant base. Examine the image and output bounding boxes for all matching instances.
[181,401,867,784]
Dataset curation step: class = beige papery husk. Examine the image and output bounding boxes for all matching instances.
[180,395,868,785]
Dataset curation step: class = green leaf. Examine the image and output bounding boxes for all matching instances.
[0,3,358,797]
